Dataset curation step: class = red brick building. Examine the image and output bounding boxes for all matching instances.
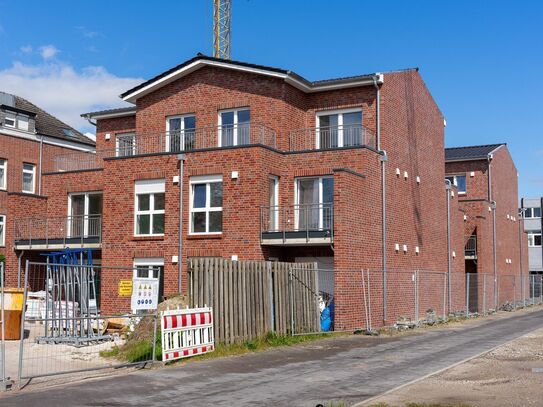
[2,55,528,329]
[0,91,95,284]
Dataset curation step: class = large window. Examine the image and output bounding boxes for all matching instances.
[0,159,6,190]
[116,133,136,157]
[316,109,362,149]
[133,258,165,307]
[528,232,542,247]
[3,112,29,131]
[166,115,196,152]
[0,215,5,246]
[134,179,165,236]
[524,207,542,219]
[190,175,223,234]
[219,108,250,147]
[22,163,36,194]
[68,192,102,237]
[295,176,333,230]
[446,174,467,194]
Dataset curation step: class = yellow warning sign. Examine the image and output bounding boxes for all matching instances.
[118,280,133,296]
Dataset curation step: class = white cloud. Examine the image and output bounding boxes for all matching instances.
[39,45,60,60]
[75,26,102,39]
[20,45,33,54]
[0,60,142,131]
[84,132,97,141]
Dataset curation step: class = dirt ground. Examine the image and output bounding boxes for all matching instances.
[364,326,543,407]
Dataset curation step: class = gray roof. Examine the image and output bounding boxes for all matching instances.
[81,106,136,119]
[445,143,505,161]
[1,91,95,146]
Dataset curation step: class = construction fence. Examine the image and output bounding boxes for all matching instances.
[16,261,159,384]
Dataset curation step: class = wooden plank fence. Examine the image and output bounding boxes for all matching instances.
[188,258,319,343]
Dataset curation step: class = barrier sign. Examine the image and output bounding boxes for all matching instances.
[161,307,214,362]
[131,278,159,311]
[118,280,133,297]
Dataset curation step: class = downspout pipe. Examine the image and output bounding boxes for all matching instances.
[17,250,24,288]
[373,75,387,323]
[445,179,452,313]
[518,205,524,304]
[177,154,186,293]
[38,135,44,195]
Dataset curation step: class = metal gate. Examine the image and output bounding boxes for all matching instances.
[17,261,159,383]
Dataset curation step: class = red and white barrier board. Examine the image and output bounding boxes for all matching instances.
[161,307,214,362]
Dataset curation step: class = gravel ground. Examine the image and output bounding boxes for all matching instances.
[364,326,543,407]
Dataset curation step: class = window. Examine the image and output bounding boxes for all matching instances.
[0,215,5,246]
[0,159,6,190]
[219,108,250,147]
[68,192,102,237]
[524,207,542,218]
[18,116,29,131]
[316,109,362,149]
[268,176,279,231]
[166,115,196,152]
[133,258,165,311]
[116,133,136,157]
[22,163,36,194]
[295,176,333,230]
[190,175,223,234]
[446,175,467,194]
[528,232,542,247]
[134,179,165,236]
[4,113,16,128]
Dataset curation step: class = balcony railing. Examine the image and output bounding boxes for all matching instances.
[45,151,104,173]
[289,124,376,151]
[465,235,477,258]
[14,215,102,249]
[260,203,333,245]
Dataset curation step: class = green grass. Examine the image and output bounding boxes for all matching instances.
[101,331,333,364]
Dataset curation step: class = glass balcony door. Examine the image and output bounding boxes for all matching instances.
[68,193,102,238]
[317,110,362,149]
[219,109,250,147]
[166,115,196,152]
[295,177,333,231]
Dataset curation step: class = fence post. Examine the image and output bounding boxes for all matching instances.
[483,274,487,315]
[513,276,516,309]
[465,273,470,317]
[1,262,5,388]
[18,261,30,386]
[288,269,294,335]
[443,272,447,320]
[414,270,419,323]
[152,313,158,363]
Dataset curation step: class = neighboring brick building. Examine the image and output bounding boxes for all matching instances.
[445,144,529,308]
[2,55,528,329]
[0,91,95,282]
[521,197,542,274]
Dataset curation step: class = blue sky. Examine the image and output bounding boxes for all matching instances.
[0,0,541,197]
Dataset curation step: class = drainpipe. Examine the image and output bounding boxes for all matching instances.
[177,154,186,293]
[445,179,452,313]
[518,205,524,304]
[488,154,497,308]
[38,135,44,195]
[373,75,387,323]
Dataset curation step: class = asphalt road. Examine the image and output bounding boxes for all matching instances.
[3,308,543,407]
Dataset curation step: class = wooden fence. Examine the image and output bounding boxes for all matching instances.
[188,258,319,343]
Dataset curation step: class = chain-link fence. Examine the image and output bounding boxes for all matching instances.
[17,261,160,384]
[290,269,542,335]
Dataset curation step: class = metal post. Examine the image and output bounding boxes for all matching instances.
[288,270,294,335]
[366,270,372,331]
[18,261,30,385]
[1,262,5,387]
[483,274,487,315]
[443,273,447,320]
[466,273,470,317]
[414,270,419,323]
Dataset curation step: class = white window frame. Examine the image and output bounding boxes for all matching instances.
[134,179,166,237]
[268,175,279,231]
[67,192,102,237]
[294,176,333,230]
[218,108,250,147]
[315,108,362,149]
[22,163,36,194]
[166,114,196,152]
[446,174,467,194]
[524,207,541,219]
[528,232,542,247]
[17,115,29,131]
[189,174,223,235]
[0,159,6,190]
[133,257,164,279]
[116,132,136,157]
[4,113,16,128]
[0,214,5,246]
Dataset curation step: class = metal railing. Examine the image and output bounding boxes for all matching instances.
[260,203,333,243]
[14,215,102,248]
[289,124,376,151]
[45,151,104,173]
[465,235,477,257]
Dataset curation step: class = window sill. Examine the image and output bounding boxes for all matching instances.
[187,234,223,240]
[131,235,165,241]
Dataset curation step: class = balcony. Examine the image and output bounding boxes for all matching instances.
[14,215,102,250]
[465,235,477,259]
[289,124,376,151]
[45,151,104,173]
[260,203,334,245]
